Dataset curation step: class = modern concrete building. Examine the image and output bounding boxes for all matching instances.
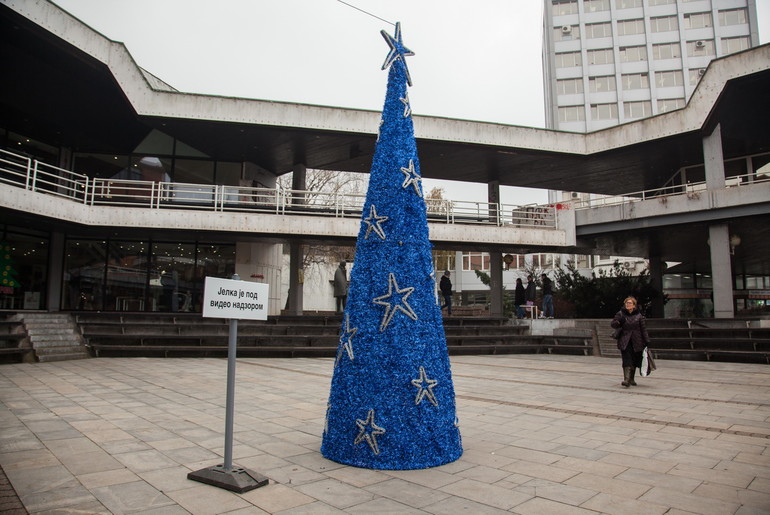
[543,0,760,132]
[1,0,769,320]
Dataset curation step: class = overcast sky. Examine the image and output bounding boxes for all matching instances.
[52,0,770,205]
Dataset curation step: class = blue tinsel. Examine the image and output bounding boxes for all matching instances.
[320,25,462,470]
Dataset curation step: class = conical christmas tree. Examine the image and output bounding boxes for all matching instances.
[321,23,462,470]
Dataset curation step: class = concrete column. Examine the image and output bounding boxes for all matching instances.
[47,232,64,311]
[285,164,307,315]
[487,180,500,224]
[647,255,665,318]
[286,243,304,316]
[704,123,726,190]
[234,242,282,317]
[292,164,307,205]
[489,252,503,318]
[708,223,734,319]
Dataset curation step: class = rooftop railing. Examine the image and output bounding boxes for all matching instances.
[0,147,560,229]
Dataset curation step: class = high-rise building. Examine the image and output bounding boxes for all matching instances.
[542,0,760,132]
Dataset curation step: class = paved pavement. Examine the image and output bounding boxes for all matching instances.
[0,354,768,514]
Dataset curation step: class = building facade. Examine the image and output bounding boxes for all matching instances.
[543,0,760,132]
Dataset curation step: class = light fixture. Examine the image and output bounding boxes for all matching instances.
[730,234,741,255]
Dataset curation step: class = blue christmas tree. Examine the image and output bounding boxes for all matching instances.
[321,23,462,470]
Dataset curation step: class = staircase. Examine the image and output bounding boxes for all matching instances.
[22,313,89,362]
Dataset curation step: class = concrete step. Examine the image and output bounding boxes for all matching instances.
[37,353,89,362]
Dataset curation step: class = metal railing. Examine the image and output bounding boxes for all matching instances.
[571,172,770,210]
[0,147,558,229]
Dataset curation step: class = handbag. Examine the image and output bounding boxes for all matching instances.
[610,327,621,340]
[640,347,657,377]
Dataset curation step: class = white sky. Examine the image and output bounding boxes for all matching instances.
[53,0,769,206]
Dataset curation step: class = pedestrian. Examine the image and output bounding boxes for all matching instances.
[333,261,348,313]
[514,277,526,319]
[525,274,537,314]
[611,296,650,387]
[540,273,554,318]
[439,270,452,316]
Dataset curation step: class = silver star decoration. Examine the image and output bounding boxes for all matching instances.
[354,409,386,455]
[324,402,331,434]
[411,366,439,407]
[373,273,418,332]
[338,313,357,361]
[376,119,384,142]
[400,159,422,197]
[380,22,415,87]
[430,270,438,304]
[400,94,412,118]
[364,204,389,240]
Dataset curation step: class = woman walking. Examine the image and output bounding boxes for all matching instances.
[611,296,650,387]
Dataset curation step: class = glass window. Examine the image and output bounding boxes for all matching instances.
[589,75,616,93]
[552,0,578,16]
[106,241,149,312]
[650,15,679,33]
[63,239,108,310]
[657,98,685,112]
[150,242,196,312]
[649,0,674,4]
[621,72,650,90]
[619,45,647,62]
[655,70,684,87]
[616,0,642,8]
[591,103,618,120]
[557,78,584,95]
[719,8,747,26]
[587,48,614,65]
[687,39,715,57]
[689,68,706,85]
[721,36,750,55]
[0,228,49,310]
[624,100,653,118]
[684,12,712,29]
[462,252,490,271]
[653,42,681,60]
[192,244,235,312]
[133,129,174,155]
[215,162,242,186]
[554,25,580,41]
[584,0,610,12]
[617,19,645,36]
[585,22,612,39]
[73,153,130,179]
[555,51,582,68]
[7,132,59,166]
[558,105,586,122]
[174,159,215,185]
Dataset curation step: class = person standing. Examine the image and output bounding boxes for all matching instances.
[333,261,348,313]
[541,273,554,318]
[439,271,453,316]
[525,274,537,315]
[611,296,650,387]
[514,277,526,319]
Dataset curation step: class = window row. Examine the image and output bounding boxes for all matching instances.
[552,0,679,15]
[558,98,686,122]
[554,8,748,42]
[556,39,749,69]
[556,70,684,95]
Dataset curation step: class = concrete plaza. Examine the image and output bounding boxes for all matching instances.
[0,354,768,514]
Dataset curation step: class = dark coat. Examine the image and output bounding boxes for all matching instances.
[333,266,348,297]
[514,283,526,305]
[525,281,537,302]
[439,275,452,296]
[611,308,650,352]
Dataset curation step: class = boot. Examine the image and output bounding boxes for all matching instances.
[622,367,631,388]
[628,367,637,386]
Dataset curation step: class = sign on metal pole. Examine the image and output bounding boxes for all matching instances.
[202,276,269,321]
[188,275,269,493]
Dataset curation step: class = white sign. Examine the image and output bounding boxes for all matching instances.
[202,277,269,320]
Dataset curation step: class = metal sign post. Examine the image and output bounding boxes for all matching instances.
[188,274,269,493]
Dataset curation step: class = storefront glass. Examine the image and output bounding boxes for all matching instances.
[0,227,49,310]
